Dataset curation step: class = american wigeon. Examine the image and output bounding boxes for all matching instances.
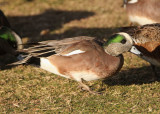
[123,0,160,25]
[0,26,23,56]
[12,36,125,94]
[105,23,160,80]
[0,9,23,56]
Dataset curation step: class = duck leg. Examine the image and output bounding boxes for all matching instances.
[78,78,101,95]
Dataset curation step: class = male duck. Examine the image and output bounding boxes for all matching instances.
[0,26,23,56]
[123,0,160,25]
[105,23,160,80]
[0,9,23,56]
[13,36,125,94]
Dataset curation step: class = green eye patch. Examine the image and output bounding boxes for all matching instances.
[0,26,16,42]
[104,34,125,46]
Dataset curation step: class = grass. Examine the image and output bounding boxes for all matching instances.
[0,0,160,113]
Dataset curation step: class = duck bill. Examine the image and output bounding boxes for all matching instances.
[129,46,142,56]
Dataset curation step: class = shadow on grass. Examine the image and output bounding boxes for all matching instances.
[7,9,95,41]
[0,54,18,70]
[103,66,160,86]
[43,27,120,41]
[6,8,123,42]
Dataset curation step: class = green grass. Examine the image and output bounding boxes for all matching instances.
[0,0,160,113]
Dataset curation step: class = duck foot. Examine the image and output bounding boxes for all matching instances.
[78,79,101,95]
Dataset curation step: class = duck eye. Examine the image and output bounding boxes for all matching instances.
[121,39,126,44]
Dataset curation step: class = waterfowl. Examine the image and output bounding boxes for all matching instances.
[105,23,160,80]
[0,26,23,56]
[12,36,124,94]
[123,0,160,25]
[0,10,23,56]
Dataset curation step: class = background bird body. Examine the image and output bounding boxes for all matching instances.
[123,0,160,25]
[125,24,160,66]
[0,9,23,56]
[106,23,160,79]
[0,27,23,55]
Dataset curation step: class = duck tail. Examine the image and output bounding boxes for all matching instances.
[7,43,56,66]
[18,43,56,57]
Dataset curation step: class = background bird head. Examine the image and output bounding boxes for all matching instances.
[0,26,23,50]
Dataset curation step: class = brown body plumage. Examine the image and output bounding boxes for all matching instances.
[46,39,123,79]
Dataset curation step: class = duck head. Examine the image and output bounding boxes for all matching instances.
[103,32,134,56]
[0,26,23,50]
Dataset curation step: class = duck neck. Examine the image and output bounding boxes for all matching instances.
[106,54,124,76]
[116,54,124,72]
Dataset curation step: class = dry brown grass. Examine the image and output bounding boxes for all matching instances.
[0,0,160,113]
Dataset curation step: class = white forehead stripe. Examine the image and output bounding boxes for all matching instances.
[118,32,133,45]
[130,46,141,55]
[64,50,85,56]
[128,0,138,4]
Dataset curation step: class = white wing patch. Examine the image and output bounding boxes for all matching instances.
[128,0,138,4]
[63,50,85,56]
